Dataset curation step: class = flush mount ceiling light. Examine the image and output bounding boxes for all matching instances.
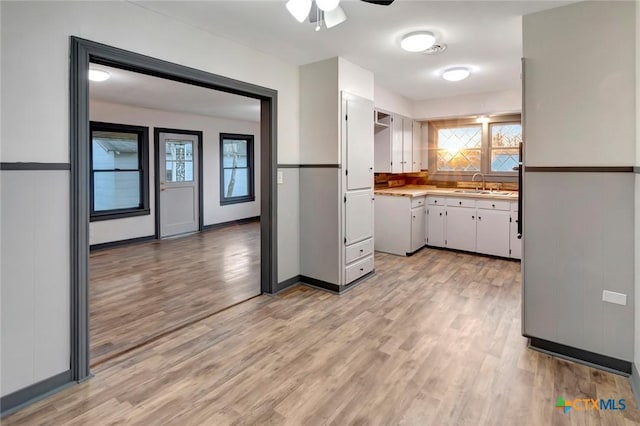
[286,0,394,30]
[88,69,111,82]
[442,67,471,82]
[400,31,436,52]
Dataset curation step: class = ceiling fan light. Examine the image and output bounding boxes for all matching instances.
[442,67,471,81]
[286,0,312,23]
[324,5,346,28]
[400,31,436,52]
[316,0,340,12]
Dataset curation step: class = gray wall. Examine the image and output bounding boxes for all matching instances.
[523,1,636,361]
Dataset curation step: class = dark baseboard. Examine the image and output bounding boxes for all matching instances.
[528,337,631,375]
[406,245,426,256]
[272,275,302,294]
[631,363,640,409]
[90,235,155,251]
[425,245,520,262]
[300,270,375,294]
[203,216,260,232]
[1,370,73,418]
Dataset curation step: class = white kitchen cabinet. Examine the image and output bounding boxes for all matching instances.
[445,205,476,252]
[411,205,426,252]
[345,190,374,245]
[345,95,374,191]
[509,201,521,259]
[374,111,415,173]
[426,198,445,247]
[476,209,511,257]
[412,121,422,172]
[374,194,425,256]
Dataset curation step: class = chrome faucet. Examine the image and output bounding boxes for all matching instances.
[471,172,485,191]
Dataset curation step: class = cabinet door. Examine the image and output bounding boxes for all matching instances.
[391,115,404,173]
[427,205,445,247]
[344,93,374,190]
[411,206,426,252]
[412,120,421,172]
[445,206,476,252]
[402,117,413,172]
[476,209,510,257]
[510,213,522,259]
[345,190,374,245]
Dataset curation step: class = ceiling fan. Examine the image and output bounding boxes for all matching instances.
[286,0,395,31]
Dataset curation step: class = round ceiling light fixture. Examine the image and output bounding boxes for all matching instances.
[442,67,471,81]
[315,0,340,12]
[400,31,436,52]
[89,69,111,82]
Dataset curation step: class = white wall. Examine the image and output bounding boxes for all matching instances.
[89,100,261,245]
[635,0,640,381]
[374,84,413,118]
[412,89,521,120]
[1,0,300,397]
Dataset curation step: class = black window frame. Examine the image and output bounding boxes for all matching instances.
[90,121,150,221]
[219,133,255,205]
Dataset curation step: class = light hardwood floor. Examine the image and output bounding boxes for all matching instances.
[5,248,639,425]
[89,221,261,365]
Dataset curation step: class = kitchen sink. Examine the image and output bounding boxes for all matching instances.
[454,189,513,196]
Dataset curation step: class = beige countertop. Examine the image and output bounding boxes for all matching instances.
[374,185,519,200]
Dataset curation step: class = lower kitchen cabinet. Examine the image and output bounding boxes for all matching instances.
[426,198,445,247]
[374,194,425,256]
[410,205,426,252]
[476,209,510,257]
[445,205,476,252]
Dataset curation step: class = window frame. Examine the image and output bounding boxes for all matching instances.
[219,133,255,205]
[428,114,521,182]
[89,121,150,222]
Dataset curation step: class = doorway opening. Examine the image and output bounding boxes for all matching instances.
[71,37,277,381]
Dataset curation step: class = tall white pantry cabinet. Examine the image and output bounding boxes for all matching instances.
[299,58,375,291]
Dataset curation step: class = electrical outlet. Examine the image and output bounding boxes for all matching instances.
[602,290,627,306]
[277,171,284,184]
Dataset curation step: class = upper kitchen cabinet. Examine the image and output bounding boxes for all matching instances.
[299,57,375,290]
[374,111,420,173]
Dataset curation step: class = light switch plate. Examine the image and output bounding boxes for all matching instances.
[602,290,627,306]
[277,171,284,184]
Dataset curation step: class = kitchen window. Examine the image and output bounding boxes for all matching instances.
[90,122,150,221]
[428,114,521,180]
[220,133,255,205]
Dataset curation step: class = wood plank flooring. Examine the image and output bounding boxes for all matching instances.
[89,221,261,365]
[5,248,639,425]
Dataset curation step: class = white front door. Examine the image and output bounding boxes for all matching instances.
[159,132,199,238]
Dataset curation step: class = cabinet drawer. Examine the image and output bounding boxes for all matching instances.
[427,196,445,206]
[345,238,373,264]
[446,197,476,208]
[411,197,425,209]
[477,200,510,211]
[345,255,374,284]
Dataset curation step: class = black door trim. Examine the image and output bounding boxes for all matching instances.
[70,36,277,386]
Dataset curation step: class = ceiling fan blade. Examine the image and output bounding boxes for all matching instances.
[360,0,395,5]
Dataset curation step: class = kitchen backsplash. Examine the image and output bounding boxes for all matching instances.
[374,172,519,191]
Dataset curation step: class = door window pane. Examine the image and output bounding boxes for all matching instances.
[93,171,141,210]
[165,140,194,182]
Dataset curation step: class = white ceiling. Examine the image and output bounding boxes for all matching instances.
[130,0,572,101]
[89,64,261,122]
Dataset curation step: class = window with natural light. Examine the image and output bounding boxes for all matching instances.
[220,133,255,205]
[428,115,521,179]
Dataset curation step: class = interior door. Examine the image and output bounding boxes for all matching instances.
[159,132,199,238]
[343,92,374,190]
